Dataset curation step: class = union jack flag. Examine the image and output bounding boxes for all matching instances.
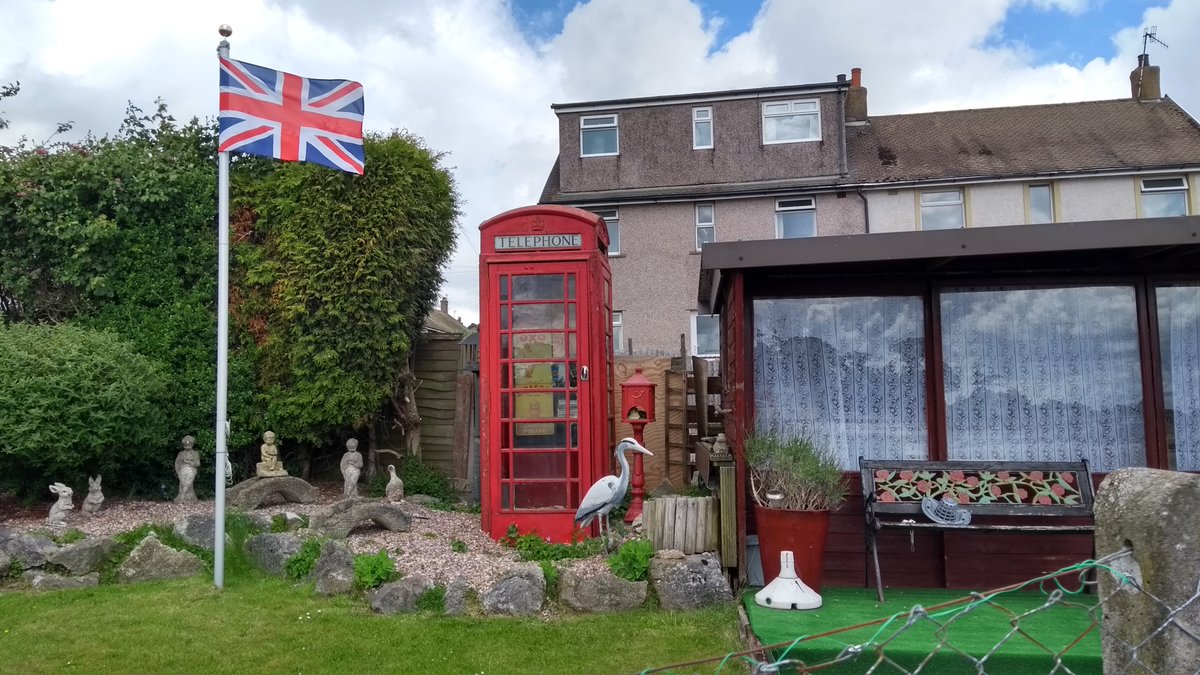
[219,57,365,174]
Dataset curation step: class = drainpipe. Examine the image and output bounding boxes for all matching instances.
[837,76,849,178]
[856,187,870,233]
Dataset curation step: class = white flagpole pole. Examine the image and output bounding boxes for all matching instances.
[214,24,233,589]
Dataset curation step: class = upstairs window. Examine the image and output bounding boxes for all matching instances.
[612,311,624,354]
[580,114,618,157]
[1029,184,1054,224]
[1141,177,1189,217]
[696,203,715,249]
[693,107,713,149]
[591,208,620,255]
[762,99,820,144]
[775,198,815,238]
[692,313,720,357]
[920,189,965,230]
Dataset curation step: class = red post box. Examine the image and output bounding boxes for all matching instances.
[478,206,613,543]
[620,368,655,524]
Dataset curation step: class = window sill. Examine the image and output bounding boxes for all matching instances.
[608,253,626,259]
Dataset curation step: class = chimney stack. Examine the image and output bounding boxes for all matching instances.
[440,296,449,313]
[1130,54,1161,101]
[846,67,868,122]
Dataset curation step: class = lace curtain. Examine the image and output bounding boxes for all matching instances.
[941,286,1145,471]
[753,297,928,469]
[1157,286,1200,471]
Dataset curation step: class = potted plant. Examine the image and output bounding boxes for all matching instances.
[746,433,847,591]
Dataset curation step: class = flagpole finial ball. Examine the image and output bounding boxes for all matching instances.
[219,25,233,37]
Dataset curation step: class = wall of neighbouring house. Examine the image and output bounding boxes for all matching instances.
[969,182,1025,227]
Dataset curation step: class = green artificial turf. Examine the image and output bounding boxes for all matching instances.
[0,576,741,674]
[743,586,1102,674]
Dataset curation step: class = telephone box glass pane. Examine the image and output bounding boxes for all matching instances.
[513,453,567,479]
[512,275,563,301]
[500,334,510,359]
[514,392,557,419]
[500,276,509,301]
[567,274,576,299]
[512,333,565,359]
[569,333,577,358]
[512,304,565,330]
[513,363,566,389]
[568,304,576,329]
[500,305,510,329]
[514,483,568,509]
[515,422,567,447]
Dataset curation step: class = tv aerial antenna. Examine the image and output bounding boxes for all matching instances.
[1142,26,1168,56]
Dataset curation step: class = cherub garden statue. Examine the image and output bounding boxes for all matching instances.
[82,475,104,515]
[340,438,364,498]
[256,430,288,478]
[48,483,74,527]
[175,435,201,503]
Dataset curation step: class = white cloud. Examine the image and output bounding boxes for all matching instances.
[2,0,1198,325]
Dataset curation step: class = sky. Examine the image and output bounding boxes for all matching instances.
[2,0,1197,326]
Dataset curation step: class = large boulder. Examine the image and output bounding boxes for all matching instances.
[313,540,354,596]
[4,534,59,569]
[559,565,648,613]
[367,576,435,615]
[444,578,472,616]
[482,564,545,616]
[310,498,412,538]
[0,548,10,574]
[649,551,732,610]
[23,570,100,591]
[0,525,14,546]
[244,533,303,577]
[226,476,318,510]
[173,514,231,551]
[117,533,205,583]
[49,537,118,576]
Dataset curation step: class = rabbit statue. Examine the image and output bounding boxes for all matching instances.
[48,483,74,526]
[83,475,105,516]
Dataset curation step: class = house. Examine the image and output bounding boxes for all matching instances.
[540,56,1199,359]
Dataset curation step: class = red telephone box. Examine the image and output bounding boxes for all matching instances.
[478,205,613,543]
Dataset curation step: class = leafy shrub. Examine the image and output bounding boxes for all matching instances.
[365,470,389,498]
[607,539,655,582]
[286,538,323,581]
[416,585,446,613]
[55,528,87,545]
[400,457,454,503]
[353,549,398,591]
[500,524,601,563]
[540,561,559,599]
[270,513,308,533]
[450,539,467,554]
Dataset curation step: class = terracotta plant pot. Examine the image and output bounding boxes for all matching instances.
[754,504,831,590]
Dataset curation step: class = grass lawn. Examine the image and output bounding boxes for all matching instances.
[0,575,741,674]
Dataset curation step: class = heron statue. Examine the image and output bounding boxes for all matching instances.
[574,437,653,550]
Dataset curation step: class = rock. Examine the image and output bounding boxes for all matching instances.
[313,540,354,596]
[225,476,318,510]
[48,537,118,575]
[244,533,302,576]
[368,576,435,615]
[283,512,306,531]
[247,512,274,531]
[173,514,229,551]
[310,498,412,538]
[4,534,60,569]
[23,570,100,591]
[0,548,9,574]
[117,533,205,584]
[482,564,545,616]
[657,549,686,560]
[559,565,648,613]
[0,525,15,545]
[649,552,732,610]
[406,494,440,506]
[444,578,471,616]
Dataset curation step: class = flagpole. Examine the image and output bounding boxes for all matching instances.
[214,24,233,589]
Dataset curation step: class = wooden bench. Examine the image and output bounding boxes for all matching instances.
[859,457,1095,601]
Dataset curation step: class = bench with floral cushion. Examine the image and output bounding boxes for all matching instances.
[858,457,1095,601]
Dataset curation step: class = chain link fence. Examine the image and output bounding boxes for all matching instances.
[643,547,1200,674]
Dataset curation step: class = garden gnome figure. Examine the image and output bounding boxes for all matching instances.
[175,435,201,503]
[256,431,288,477]
[48,483,73,527]
[340,438,364,498]
[385,464,404,502]
[82,475,104,515]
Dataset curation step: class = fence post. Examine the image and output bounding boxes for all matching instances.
[1095,468,1200,674]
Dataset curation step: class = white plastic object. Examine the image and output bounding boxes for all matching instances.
[754,551,822,610]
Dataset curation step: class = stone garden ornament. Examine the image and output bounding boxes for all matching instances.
[48,483,74,526]
[175,435,201,503]
[257,430,288,478]
[82,475,104,515]
[340,438,363,498]
[385,464,404,502]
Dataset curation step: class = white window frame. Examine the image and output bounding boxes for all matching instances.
[591,208,620,256]
[774,197,816,239]
[612,311,624,354]
[695,203,715,250]
[920,189,966,230]
[692,107,713,150]
[1140,176,1190,216]
[580,114,619,157]
[1028,183,1054,224]
[761,99,821,144]
[692,313,720,357]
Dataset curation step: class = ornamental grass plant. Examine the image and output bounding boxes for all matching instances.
[745,433,847,511]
